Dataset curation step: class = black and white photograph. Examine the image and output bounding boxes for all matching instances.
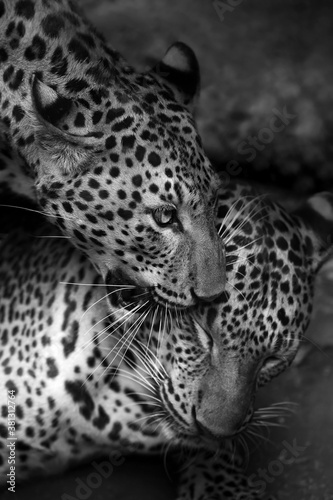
[0,1,332,499]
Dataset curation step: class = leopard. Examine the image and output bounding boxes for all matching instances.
[0,181,332,499]
[0,0,225,311]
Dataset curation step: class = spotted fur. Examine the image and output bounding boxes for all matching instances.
[0,183,332,499]
[0,0,224,309]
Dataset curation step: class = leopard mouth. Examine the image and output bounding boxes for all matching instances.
[104,269,151,310]
[105,269,192,311]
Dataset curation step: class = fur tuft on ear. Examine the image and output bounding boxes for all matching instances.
[30,75,98,175]
[294,192,333,271]
[151,42,200,111]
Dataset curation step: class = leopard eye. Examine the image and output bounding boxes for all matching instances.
[153,206,177,227]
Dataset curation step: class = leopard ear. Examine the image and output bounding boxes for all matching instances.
[31,76,100,174]
[151,42,200,111]
[294,192,333,271]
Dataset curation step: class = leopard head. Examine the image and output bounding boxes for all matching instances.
[22,34,224,309]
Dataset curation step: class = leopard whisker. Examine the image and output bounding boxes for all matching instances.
[120,400,162,410]
[132,412,166,426]
[0,203,77,222]
[221,199,268,247]
[104,303,152,376]
[301,335,333,361]
[226,279,249,304]
[218,195,256,236]
[162,440,174,482]
[80,301,146,365]
[133,337,168,379]
[105,370,155,393]
[80,286,139,325]
[127,343,165,383]
[59,281,136,288]
[34,235,71,239]
[146,304,159,354]
[245,427,273,446]
[219,195,266,240]
[252,419,287,429]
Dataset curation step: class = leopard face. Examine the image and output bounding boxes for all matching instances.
[139,184,333,446]
[0,0,225,309]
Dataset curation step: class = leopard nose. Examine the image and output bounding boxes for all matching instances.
[191,288,222,303]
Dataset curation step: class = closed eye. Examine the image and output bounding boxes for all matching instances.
[261,356,283,371]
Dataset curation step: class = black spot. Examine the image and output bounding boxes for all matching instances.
[92,110,103,125]
[99,190,109,200]
[15,405,24,419]
[46,357,59,378]
[106,107,125,124]
[105,135,116,150]
[117,189,126,200]
[112,116,134,132]
[132,191,142,203]
[1,329,8,345]
[24,35,46,61]
[88,178,100,189]
[277,308,289,326]
[68,38,90,63]
[276,236,288,251]
[135,145,146,162]
[98,210,113,222]
[15,0,35,20]
[92,405,110,430]
[65,78,89,93]
[16,441,31,451]
[0,2,5,18]
[5,380,18,394]
[148,152,161,167]
[0,47,8,62]
[50,46,68,76]
[108,422,122,441]
[42,14,65,38]
[3,65,14,83]
[121,135,135,151]
[62,201,73,214]
[65,380,95,420]
[12,105,25,122]
[80,190,93,202]
[288,250,302,267]
[132,175,142,187]
[117,208,133,221]
[26,427,35,438]
[74,112,85,127]
[73,229,87,243]
[280,281,290,294]
[62,320,78,358]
